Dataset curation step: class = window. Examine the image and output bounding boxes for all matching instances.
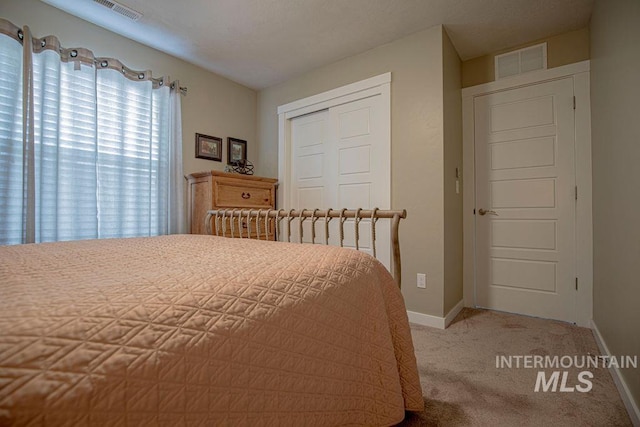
[0,23,182,245]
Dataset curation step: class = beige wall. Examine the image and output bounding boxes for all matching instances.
[442,29,463,314]
[462,27,590,88]
[258,26,454,317]
[0,0,257,179]
[590,0,640,412]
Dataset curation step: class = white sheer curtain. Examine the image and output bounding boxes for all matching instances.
[0,21,183,245]
[0,34,25,244]
[168,82,185,234]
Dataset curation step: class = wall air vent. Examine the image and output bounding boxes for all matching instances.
[495,43,547,80]
[92,0,143,21]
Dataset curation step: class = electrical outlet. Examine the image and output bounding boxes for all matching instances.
[417,273,426,289]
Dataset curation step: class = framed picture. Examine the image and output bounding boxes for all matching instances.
[228,137,247,165]
[195,133,222,162]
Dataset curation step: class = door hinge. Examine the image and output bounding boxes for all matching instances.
[573,96,576,110]
[575,277,578,290]
[575,185,578,200]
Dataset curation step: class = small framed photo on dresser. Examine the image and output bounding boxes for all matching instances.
[195,133,222,162]
[227,137,247,165]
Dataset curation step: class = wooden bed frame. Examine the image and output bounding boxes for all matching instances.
[204,208,407,288]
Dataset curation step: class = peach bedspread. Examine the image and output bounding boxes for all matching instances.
[0,235,423,425]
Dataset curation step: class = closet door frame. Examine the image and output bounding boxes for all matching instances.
[277,73,391,210]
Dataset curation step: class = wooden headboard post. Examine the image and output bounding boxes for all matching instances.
[391,212,403,288]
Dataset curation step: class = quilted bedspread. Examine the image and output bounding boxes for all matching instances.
[0,235,423,426]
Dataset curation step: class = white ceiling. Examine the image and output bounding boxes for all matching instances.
[41,0,594,90]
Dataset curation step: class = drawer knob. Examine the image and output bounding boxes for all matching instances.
[241,192,251,199]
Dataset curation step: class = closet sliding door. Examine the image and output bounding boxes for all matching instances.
[287,91,391,270]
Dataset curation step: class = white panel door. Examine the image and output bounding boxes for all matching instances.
[328,95,390,269]
[291,110,329,211]
[289,95,391,270]
[290,110,330,246]
[474,78,576,322]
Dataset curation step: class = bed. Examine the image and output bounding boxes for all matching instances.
[0,216,423,425]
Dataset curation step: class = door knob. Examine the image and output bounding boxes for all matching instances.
[478,208,498,216]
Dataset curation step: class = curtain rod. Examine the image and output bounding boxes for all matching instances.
[170,82,187,96]
[0,19,189,94]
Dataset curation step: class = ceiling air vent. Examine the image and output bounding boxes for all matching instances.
[495,43,547,80]
[93,0,143,21]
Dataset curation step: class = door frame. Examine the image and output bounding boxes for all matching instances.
[462,61,593,327]
[277,73,391,210]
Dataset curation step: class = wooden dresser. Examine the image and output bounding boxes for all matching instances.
[186,171,278,238]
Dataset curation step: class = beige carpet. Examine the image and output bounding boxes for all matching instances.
[399,308,632,426]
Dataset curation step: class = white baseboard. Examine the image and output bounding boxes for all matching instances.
[591,320,640,426]
[444,300,465,328]
[407,310,446,329]
[407,300,465,330]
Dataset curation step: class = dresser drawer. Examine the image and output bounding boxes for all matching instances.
[214,181,273,208]
[186,171,277,236]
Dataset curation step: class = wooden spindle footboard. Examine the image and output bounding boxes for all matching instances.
[204,208,407,288]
